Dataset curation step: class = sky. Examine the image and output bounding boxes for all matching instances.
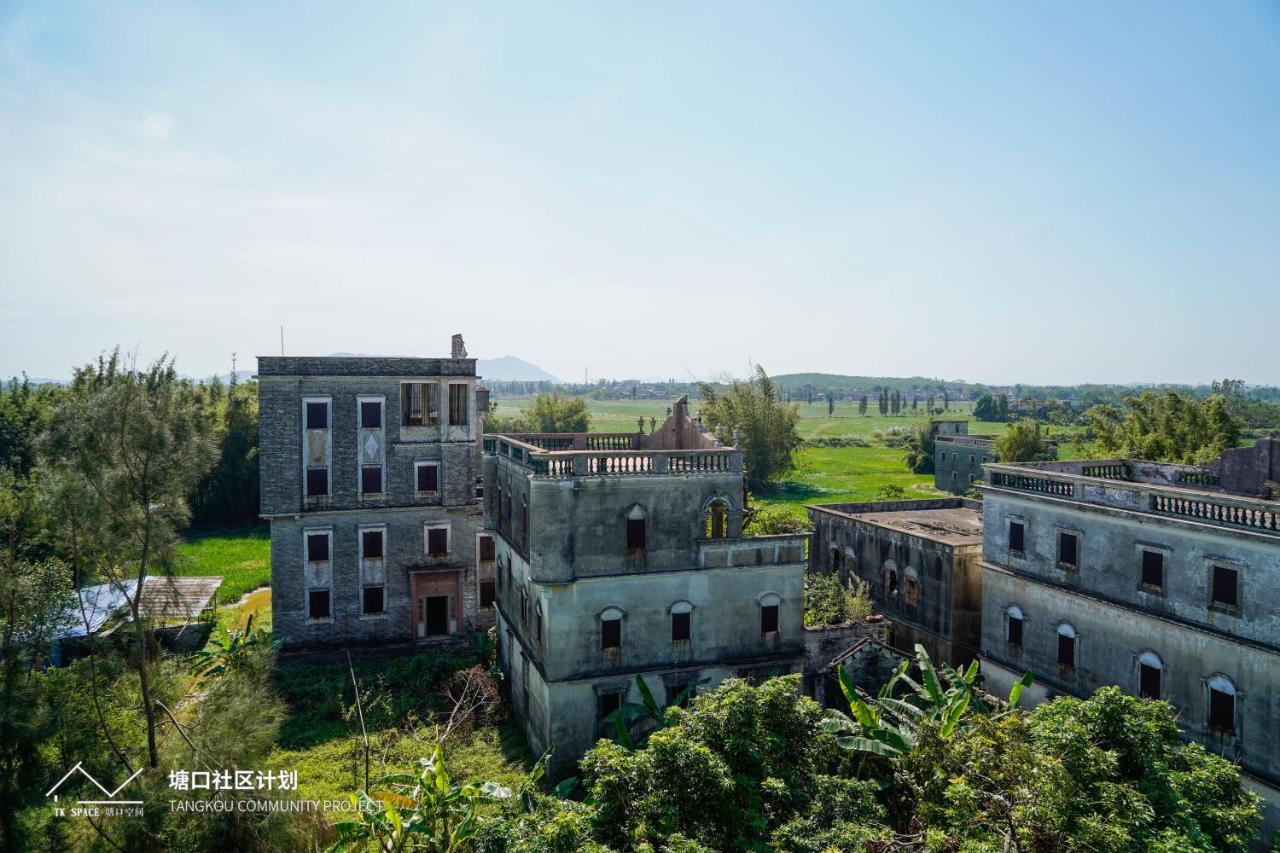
[2,2,1278,386]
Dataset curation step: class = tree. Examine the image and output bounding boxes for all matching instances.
[994,419,1054,463]
[826,392,835,418]
[43,351,217,769]
[699,367,802,492]
[1085,391,1241,464]
[997,393,1010,421]
[0,473,71,850]
[858,395,868,416]
[973,394,1000,422]
[190,378,260,526]
[522,393,591,433]
[942,389,950,411]
[902,423,935,474]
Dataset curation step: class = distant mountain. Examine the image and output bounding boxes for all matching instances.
[478,356,559,382]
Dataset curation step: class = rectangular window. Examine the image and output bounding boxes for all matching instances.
[1211,565,1238,608]
[449,384,468,426]
[520,591,527,625]
[1141,550,1164,589]
[1058,532,1078,568]
[535,608,542,643]
[308,589,330,620]
[479,535,495,561]
[416,463,439,493]
[480,580,496,608]
[1139,664,1161,699]
[361,465,383,495]
[361,529,384,560]
[761,604,779,634]
[401,383,440,426]
[905,579,919,606]
[362,586,385,615]
[598,692,622,720]
[626,518,645,551]
[601,618,621,650]
[306,533,330,563]
[427,526,449,557]
[1007,615,1023,647]
[1057,634,1075,668]
[305,401,328,430]
[1208,688,1235,733]
[672,611,691,642]
[360,400,382,429]
[1008,521,1025,553]
[306,468,329,497]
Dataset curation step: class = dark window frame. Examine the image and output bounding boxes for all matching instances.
[362,585,385,615]
[305,401,329,430]
[479,579,496,608]
[1211,565,1239,610]
[1139,663,1161,699]
[361,465,383,495]
[308,588,331,620]
[361,529,384,560]
[1057,632,1075,668]
[760,604,779,635]
[426,526,449,557]
[306,532,330,563]
[1208,687,1236,733]
[601,617,622,650]
[360,400,383,429]
[1007,614,1023,646]
[306,468,329,497]
[1008,520,1025,553]
[671,611,691,642]
[1057,531,1079,568]
[626,517,646,552]
[1141,550,1165,590]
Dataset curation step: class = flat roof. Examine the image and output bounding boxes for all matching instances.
[809,501,983,546]
[257,356,475,378]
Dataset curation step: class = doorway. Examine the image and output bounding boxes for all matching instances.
[412,570,461,640]
[424,596,449,637]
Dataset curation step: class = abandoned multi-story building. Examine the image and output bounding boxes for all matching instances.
[977,439,1280,836]
[484,396,809,774]
[807,498,984,667]
[932,419,998,494]
[258,341,496,647]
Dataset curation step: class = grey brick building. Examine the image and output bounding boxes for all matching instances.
[807,498,984,667]
[976,439,1280,838]
[484,397,810,775]
[258,347,494,648]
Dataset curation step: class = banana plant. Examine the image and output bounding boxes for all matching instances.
[329,743,512,853]
[189,612,282,678]
[822,645,1033,760]
[607,674,708,749]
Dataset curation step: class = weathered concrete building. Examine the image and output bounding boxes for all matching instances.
[484,397,810,774]
[807,498,984,667]
[258,342,495,648]
[934,420,998,494]
[977,439,1280,837]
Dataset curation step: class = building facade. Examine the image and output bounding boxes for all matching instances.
[258,349,495,648]
[935,434,998,494]
[976,440,1280,837]
[807,498,984,667]
[484,397,809,774]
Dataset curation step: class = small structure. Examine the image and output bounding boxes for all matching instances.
[50,575,222,663]
[807,498,984,667]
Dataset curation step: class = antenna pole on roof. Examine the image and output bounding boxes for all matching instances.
[280,325,285,356]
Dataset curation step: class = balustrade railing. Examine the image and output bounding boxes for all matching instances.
[485,435,736,478]
[989,471,1075,497]
[668,452,730,473]
[1177,471,1221,488]
[1150,494,1277,532]
[1082,463,1130,480]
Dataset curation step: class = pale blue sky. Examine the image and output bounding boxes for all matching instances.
[2,2,1278,384]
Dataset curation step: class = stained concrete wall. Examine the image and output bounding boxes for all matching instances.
[935,438,996,494]
[979,485,1280,842]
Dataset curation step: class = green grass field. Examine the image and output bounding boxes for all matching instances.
[171,524,271,604]
[753,445,939,518]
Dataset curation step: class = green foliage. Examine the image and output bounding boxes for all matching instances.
[331,743,513,853]
[1085,391,1242,464]
[901,422,935,473]
[522,394,591,433]
[190,378,261,526]
[0,377,63,481]
[699,366,802,491]
[172,524,270,603]
[742,504,809,536]
[803,574,871,627]
[994,418,1055,463]
[189,613,282,678]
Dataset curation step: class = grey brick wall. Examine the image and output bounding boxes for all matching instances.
[258,356,484,648]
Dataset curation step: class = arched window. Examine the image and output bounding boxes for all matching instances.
[600,607,624,652]
[904,567,920,606]
[758,592,781,636]
[626,506,646,553]
[1006,605,1024,647]
[704,497,730,539]
[884,560,899,596]
[670,600,693,642]
[1056,622,1077,668]
[1138,651,1162,699]
[1207,674,1236,733]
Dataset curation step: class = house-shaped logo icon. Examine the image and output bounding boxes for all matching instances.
[46,762,144,806]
